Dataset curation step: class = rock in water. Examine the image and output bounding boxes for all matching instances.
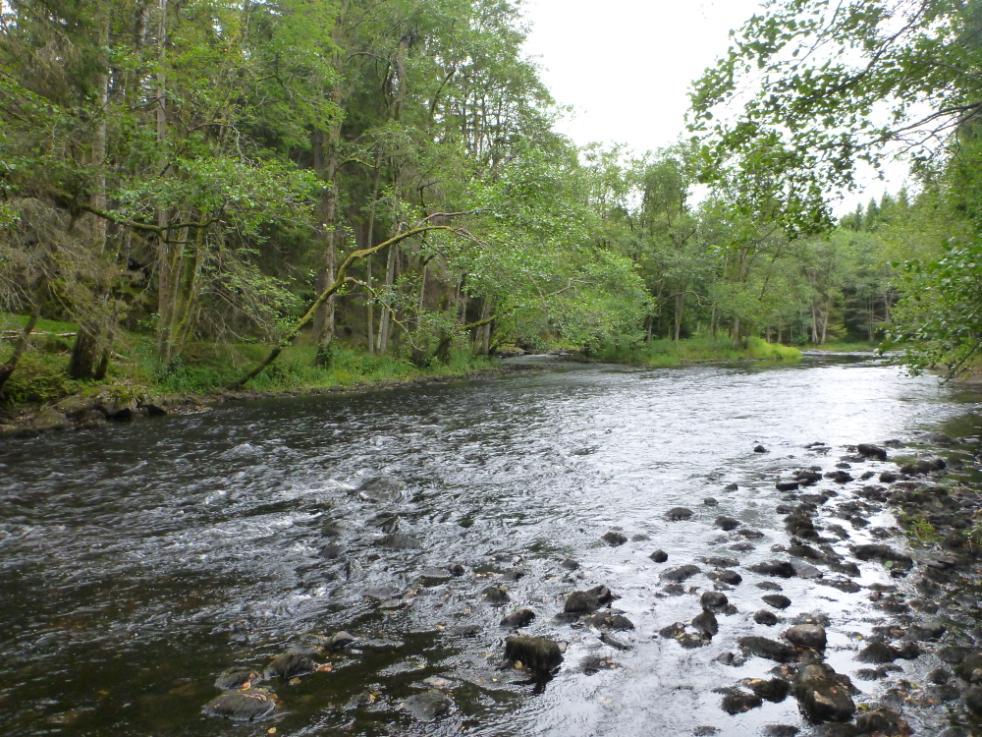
[500,608,536,628]
[659,564,701,583]
[564,585,615,613]
[738,636,795,663]
[649,549,668,563]
[504,635,563,674]
[784,624,826,651]
[857,443,888,461]
[793,663,856,723]
[665,507,694,521]
[264,650,315,680]
[213,668,258,690]
[602,530,628,546]
[749,560,796,578]
[203,688,277,721]
[403,689,452,721]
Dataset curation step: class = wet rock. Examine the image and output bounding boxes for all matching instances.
[729,542,755,552]
[693,727,720,736]
[879,470,899,483]
[900,458,946,475]
[716,651,747,666]
[784,624,826,651]
[500,608,535,628]
[585,611,635,630]
[850,544,913,570]
[715,515,741,531]
[792,663,856,723]
[818,577,862,593]
[790,560,823,579]
[747,677,790,702]
[856,444,888,461]
[703,497,719,507]
[214,668,259,690]
[788,543,823,560]
[786,513,820,539]
[264,650,315,680]
[665,507,694,521]
[776,480,800,492]
[701,591,729,612]
[560,558,580,571]
[928,667,950,685]
[763,726,799,737]
[855,707,910,735]
[692,609,719,638]
[724,483,739,491]
[660,564,701,583]
[403,689,452,721]
[965,686,982,718]
[717,686,763,714]
[649,549,668,563]
[825,470,853,484]
[857,639,900,664]
[419,567,453,586]
[327,631,357,651]
[763,594,791,609]
[954,650,982,682]
[601,530,627,546]
[203,688,277,721]
[580,654,619,675]
[709,569,742,586]
[794,469,823,486]
[703,556,739,568]
[757,581,782,591]
[754,610,779,626]
[739,636,795,662]
[600,631,631,650]
[748,560,796,578]
[754,444,768,453]
[564,585,614,613]
[482,585,510,605]
[504,635,563,674]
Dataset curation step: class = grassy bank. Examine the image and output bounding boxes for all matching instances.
[802,341,881,352]
[0,313,495,412]
[596,336,802,368]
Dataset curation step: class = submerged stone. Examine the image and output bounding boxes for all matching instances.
[203,688,277,722]
[504,635,563,674]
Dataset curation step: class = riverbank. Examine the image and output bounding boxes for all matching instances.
[0,313,506,436]
[596,336,802,368]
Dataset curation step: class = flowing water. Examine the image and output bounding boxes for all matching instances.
[0,356,979,736]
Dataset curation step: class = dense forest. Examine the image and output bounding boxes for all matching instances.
[0,0,979,407]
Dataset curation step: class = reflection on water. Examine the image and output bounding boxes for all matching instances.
[0,357,977,736]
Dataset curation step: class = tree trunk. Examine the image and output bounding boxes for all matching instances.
[312,128,340,368]
[673,293,684,342]
[364,165,381,353]
[376,232,399,354]
[0,302,41,396]
[69,6,111,380]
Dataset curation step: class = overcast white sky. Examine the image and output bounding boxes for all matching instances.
[520,0,908,213]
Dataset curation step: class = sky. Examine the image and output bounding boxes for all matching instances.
[520,0,908,213]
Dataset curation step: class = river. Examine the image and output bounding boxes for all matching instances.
[0,355,979,736]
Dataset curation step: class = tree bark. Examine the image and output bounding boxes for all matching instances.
[69,6,112,380]
[0,302,41,396]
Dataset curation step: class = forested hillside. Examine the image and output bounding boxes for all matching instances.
[0,0,978,409]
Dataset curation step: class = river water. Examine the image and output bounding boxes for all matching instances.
[0,355,978,736]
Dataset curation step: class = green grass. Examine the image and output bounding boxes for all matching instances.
[598,336,802,368]
[802,340,881,352]
[0,312,496,410]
